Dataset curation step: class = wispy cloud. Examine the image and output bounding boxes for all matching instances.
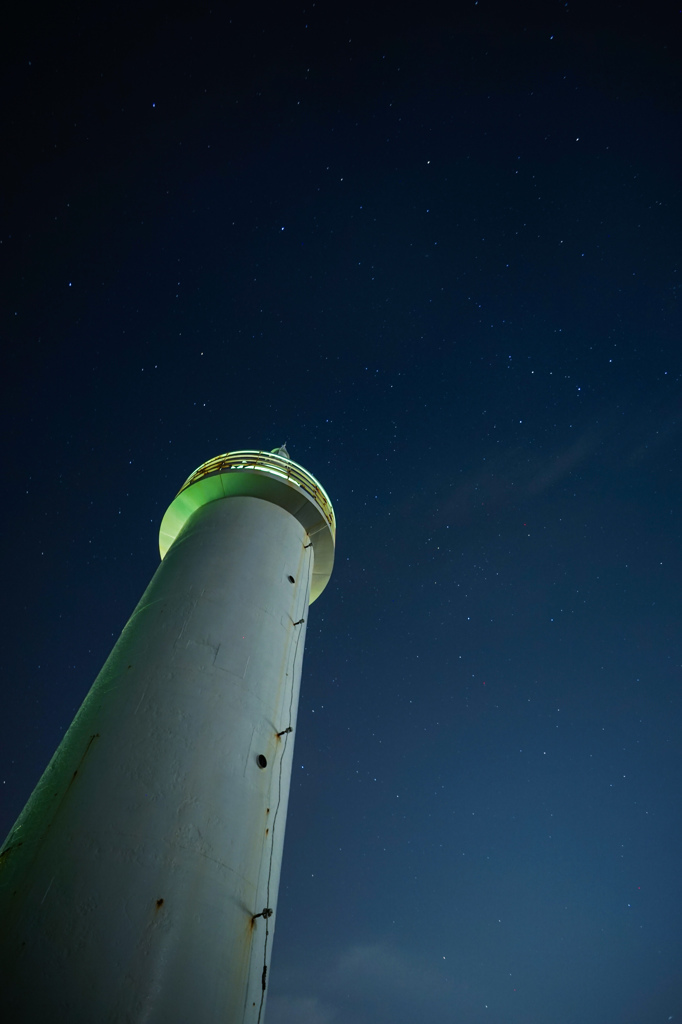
[266,994,338,1024]
[268,938,478,1024]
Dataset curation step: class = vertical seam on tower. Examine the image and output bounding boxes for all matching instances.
[256,541,313,1024]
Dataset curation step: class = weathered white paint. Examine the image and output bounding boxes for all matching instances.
[0,456,334,1023]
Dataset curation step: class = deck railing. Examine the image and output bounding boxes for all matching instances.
[177,450,336,535]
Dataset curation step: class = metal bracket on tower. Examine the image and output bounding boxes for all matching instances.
[252,908,273,923]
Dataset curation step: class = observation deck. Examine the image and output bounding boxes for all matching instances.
[159,450,336,602]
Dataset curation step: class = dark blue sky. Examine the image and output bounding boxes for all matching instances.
[3,2,681,1021]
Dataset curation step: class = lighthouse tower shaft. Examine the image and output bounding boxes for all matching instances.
[0,451,335,1024]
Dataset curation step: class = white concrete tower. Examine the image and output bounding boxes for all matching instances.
[0,449,335,1024]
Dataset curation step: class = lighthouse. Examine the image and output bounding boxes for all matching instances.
[0,449,335,1023]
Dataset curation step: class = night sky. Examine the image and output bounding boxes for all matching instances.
[3,2,681,1021]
